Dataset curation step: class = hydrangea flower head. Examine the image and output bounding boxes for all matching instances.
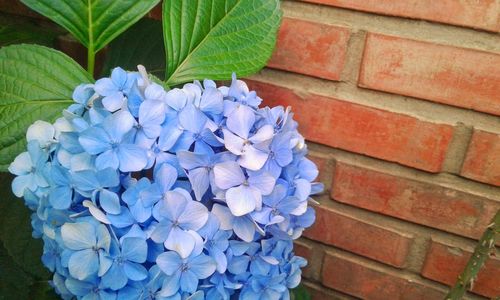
[9,66,322,299]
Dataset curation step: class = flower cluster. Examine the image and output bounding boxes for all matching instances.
[9,66,323,300]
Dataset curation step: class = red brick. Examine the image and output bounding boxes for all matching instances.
[303,282,349,300]
[268,18,350,81]
[247,80,454,172]
[332,161,500,239]
[301,0,500,32]
[422,238,500,298]
[461,130,500,187]
[304,204,413,268]
[322,252,445,300]
[359,34,500,115]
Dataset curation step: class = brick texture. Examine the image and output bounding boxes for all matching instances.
[359,33,500,116]
[461,130,500,187]
[331,161,500,239]
[301,0,500,32]
[322,252,445,300]
[268,17,350,81]
[304,204,413,268]
[247,81,454,172]
[421,238,500,298]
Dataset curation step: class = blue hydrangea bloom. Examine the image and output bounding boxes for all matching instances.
[9,67,322,299]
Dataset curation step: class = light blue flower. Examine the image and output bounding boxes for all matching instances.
[151,189,208,258]
[94,67,137,112]
[214,161,275,216]
[65,277,117,300]
[177,150,235,200]
[198,214,231,273]
[100,237,148,290]
[71,168,121,214]
[68,83,95,115]
[222,104,274,170]
[60,222,111,280]
[48,164,74,209]
[79,110,147,172]
[156,250,216,296]
[9,140,49,197]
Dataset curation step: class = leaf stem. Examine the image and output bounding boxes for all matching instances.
[87,46,95,77]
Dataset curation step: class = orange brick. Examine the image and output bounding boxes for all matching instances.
[461,130,500,187]
[301,0,500,32]
[422,238,500,298]
[304,204,413,268]
[322,252,445,300]
[247,80,454,172]
[268,17,350,81]
[332,161,500,239]
[359,33,500,115]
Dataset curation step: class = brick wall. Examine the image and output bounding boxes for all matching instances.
[1,1,499,299]
[247,1,500,299]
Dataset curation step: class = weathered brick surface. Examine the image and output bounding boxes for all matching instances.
[304,204,413,268]
[421,238,500,298]
[322,252,446,300]
[331,161,500,239]
[268,17,350,81]
[461,130,500,187]
[359,33,500,116]
[247,81,454,173]
[301,0,500,32]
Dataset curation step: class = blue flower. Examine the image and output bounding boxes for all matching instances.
[122,177,153,223]
[117,265,166,300]
[60,222,111,280]
[251,183,303,226]
[79,110,147,172]
[65,277,117,300]
[48,164,74,209]
[9,140,49,197]
[68,83,95,115]
[94,67,137,112]
[240,273,287,300]
[222,104,274,170]
[177,150,235,200]
[198,214,231,273]
[100,237,148,290]
[214,161,275,216]
[156,250,216,296]
[9,69,322,299]
[151,189,208,258]
[212,204,263,242]
[71,167,121,214]
[135,99,167,144]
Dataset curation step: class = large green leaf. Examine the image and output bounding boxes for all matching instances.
[0,44,92,171]
[103,18,165,79]
[0,173,58,299]
[20,0,160,53]
[0,15,59,47]
[163,0,282,86]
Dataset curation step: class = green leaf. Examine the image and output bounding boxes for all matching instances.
[20,0,160,53]
[0,242,33,300]
[0,173,49,280]
[103,18,165,79]
[163,0,282,86]
[0,44,92,171]
[291,284,311,300]
[0,16,59,47]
